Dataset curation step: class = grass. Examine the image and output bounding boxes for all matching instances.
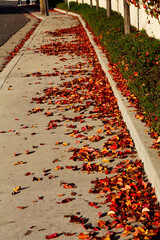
[56,1,160,135]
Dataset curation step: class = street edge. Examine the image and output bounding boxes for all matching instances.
[0,14,45,90]
[55,8,160,202]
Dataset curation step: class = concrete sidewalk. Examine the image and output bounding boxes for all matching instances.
[0,9,160,240]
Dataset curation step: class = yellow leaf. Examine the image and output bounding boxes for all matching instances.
[107,210,115,216]
[13,186,21,192]
[102,158,109,162]
[138,227,146,234]
[63,142,69,146]
[103,236,110,240]
[14,161,24,166]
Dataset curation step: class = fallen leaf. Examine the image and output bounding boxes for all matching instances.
[16,206,28,209]
[107,211,115,216]
[61,198,75,203]
[14,161,25,166]
[12,186,21,195]
[64,232,75,236]
[45,233,59,239]
[25,172,32,176]
[97,220,106,228]
[48,175,56,179]
[57,194,65,197]
[38,196,44,200]
[33,177,43,181]
[78,233,89,239]
[54,166,64,170]
[63,142,69,146]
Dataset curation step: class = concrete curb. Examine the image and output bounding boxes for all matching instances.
[0,15,45,90]
[55,8,160,202]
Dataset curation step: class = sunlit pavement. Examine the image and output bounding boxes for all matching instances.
[0,9,160,240]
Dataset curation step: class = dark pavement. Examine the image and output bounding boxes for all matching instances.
[0,0,29,46]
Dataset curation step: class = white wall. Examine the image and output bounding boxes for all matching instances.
[69,0,160,39]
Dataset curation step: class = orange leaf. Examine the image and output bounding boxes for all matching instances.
[45,111,53,116]
[48,175,56,179]
[14,161,24,166]
[97,129,103,133]
[78,233,89,239]
[57,194,65,197]
[97,220,106,228]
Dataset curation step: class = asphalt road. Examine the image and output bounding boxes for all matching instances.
[0,0,29,46]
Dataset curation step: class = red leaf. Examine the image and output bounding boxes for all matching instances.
[25,172,32,176]
[45,233,59,239]
[115,223,124,228]
[63,183,76,189]
[61,198,75,203]
[110,144,118,150]
[88,202,100,208]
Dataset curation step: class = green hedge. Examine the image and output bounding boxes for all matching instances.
[56,2,160,135]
